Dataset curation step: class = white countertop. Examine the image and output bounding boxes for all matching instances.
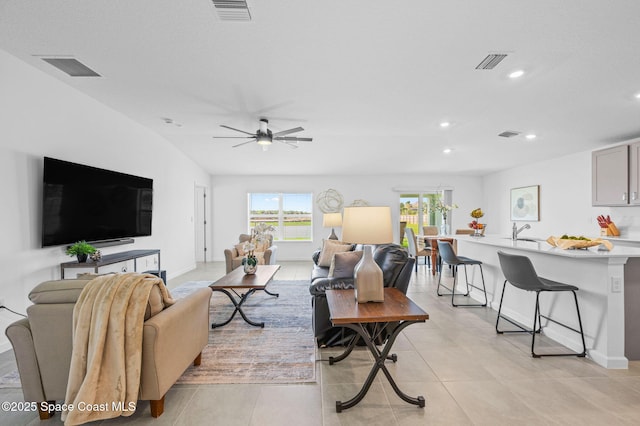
[457,234,640,259]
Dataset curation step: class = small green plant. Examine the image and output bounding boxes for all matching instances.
[242,254,258,267]
[65,240,97,257]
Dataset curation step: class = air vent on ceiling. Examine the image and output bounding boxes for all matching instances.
[211,0,251,21]
[498,131,521,138]
[40,58,100,77]
[475,53,508,70]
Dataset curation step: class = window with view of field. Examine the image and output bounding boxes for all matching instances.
[248,193,313,241]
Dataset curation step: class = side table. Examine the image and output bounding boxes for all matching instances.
[326,288,429,412]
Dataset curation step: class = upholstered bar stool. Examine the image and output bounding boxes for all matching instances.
[496,251,587,358]
[436,241,487,307]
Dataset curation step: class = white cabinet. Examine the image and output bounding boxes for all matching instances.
[593,141,640,206]
[592,145,629,206]
[629,142,640,205]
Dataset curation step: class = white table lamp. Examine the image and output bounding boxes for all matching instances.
[341,206,393,303]
[322,212,342,240]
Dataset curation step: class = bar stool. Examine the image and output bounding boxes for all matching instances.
[496,251,587,358]
[436,241,487,307]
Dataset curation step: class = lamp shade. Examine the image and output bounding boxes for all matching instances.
[322,212,342,227]
[341,206,393,244]
[341,206,393,303]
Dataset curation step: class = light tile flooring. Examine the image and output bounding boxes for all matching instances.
[2,260,640,425]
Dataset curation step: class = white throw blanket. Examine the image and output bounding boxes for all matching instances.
[62,273,174,426]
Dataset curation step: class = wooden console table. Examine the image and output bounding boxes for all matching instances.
[326,288,429,412]
[60,249,161,279]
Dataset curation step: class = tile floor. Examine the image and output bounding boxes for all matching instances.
[2,260,640,425]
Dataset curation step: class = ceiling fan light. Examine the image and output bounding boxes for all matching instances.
[257,134,272,145]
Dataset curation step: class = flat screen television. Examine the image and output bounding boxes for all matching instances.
[42,157,153,247]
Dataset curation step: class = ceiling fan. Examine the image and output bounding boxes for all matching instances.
[213,118,313,149]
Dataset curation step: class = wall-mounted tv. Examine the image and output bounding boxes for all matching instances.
[42,157,153,247]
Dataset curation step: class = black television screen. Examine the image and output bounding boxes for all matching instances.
[42,157,153,247]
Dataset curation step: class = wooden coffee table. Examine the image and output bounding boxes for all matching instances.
[209,264,280,328]
[326,288,429,412]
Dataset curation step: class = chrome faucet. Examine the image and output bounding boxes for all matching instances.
[512,223,531,240]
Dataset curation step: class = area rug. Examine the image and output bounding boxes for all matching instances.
[172,279,316,385]
[0,370,21,388]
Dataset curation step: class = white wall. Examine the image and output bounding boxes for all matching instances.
[0,50,210,351]
[483,149,640,239]
[211,174,483,261]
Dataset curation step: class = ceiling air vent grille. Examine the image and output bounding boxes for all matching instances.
[498,131,521,138]
[476,53,508,70]
[211,0,251,21]
[40,58,100,77]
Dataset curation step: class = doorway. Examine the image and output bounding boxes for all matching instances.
[194,185,209,262]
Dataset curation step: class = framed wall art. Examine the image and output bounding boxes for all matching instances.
[510,185,540,221]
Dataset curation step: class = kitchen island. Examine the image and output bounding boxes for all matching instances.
[455,235,640,369]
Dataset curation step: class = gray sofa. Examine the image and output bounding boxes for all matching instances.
[309,243,415,346]
[5,277,211,420]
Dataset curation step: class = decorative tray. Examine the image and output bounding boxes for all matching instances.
[546,236,613,251]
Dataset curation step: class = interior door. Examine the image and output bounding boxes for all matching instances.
[194,185,208,262]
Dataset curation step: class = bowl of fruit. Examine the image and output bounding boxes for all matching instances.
[546,235,613,250]
[469,208,485,236]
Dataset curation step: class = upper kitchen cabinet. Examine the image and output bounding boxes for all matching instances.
[592,145,629,206]
[629,142,640,205]
[592,142,640,206]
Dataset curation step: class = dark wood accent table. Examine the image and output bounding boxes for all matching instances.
[209,264,280,328]
[326,288,429,412]
[424,237,455,275]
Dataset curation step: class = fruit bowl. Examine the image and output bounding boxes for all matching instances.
[546,236,613,250]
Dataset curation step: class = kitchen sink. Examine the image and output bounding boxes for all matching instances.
[500,237,539,242]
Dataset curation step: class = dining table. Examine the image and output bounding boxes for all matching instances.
[423,236,455,275]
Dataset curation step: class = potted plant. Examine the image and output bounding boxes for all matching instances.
[241,241,258,274]
[66,240,97,263]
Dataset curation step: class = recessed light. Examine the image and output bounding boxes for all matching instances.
[509,70,525,79]
[635,92,640,99]
[440,121,450,128]
[443,148,452,154]
[525,134,537,140]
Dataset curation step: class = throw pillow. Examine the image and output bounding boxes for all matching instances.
[328,250,364,278]
[318,241,353,267]
[254,240,269,252]
[235,243,246,256]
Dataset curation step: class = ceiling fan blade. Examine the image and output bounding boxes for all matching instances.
[275,136,313,142]
[281,141,300,149]
[212,136,254,139]
[272,127,304,137]
[220,124,256,136]
[232,139,257,148]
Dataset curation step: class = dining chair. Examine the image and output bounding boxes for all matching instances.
[405,228,431,272]
[423,226,438,236]
[436,241,487,307]
[496,251,587,358]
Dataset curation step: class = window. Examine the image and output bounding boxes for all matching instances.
[248,193,313,241]
[399,190,452,242]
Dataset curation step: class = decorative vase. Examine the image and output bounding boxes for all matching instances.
[243,260,257,275]
[77,254,88,263]
[440,219,450,236]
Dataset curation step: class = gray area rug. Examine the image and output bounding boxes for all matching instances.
[173,279,316,385]
[0,369,21,388]
[0,280,316,389]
